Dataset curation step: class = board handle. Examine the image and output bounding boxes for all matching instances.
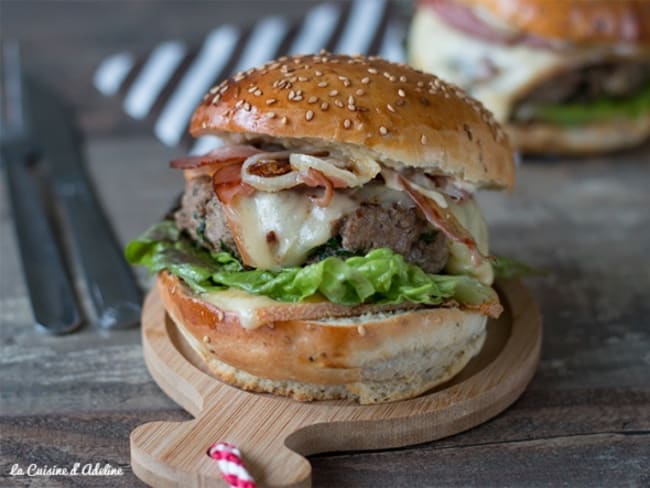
[130,394,313,487]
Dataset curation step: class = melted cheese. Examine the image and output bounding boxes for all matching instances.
[445,197,494,286]
[201,288,278,329]
[409,8,644,122]
[230,191,356,270]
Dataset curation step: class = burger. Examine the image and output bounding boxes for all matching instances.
[409,0,650,154]
[127,53,517,404]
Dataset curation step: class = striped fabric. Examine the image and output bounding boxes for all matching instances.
[94,0,408,153]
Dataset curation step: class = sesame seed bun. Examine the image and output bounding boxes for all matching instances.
[190,53,515,190]
[159,272,488,404]
[443,0,650,45]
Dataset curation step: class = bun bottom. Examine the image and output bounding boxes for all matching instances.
[507,114,650,155]
[159,273,488,404]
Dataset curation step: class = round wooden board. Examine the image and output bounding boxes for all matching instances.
[131,279,542,487]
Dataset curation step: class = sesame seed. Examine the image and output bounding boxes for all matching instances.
[386,103,395,113]
[417,81,424,87]
[318,81,328,88]
[400,75,407,82]
[266,98,277,105]
[342,79,351,87]
[266,112,276,119]
[315,70,323,76]
[348,104,356,112]
[361,77,370,84]
[343,119,352,129]
[379,126,389,135]
[202,335,211,343]
[211,94,221,104]
[288,90,295,100]
[243,102,251,111]
[348,95,355,105]
[219,86,228,94]
[335,100,344,108]
[338,75,348,81]
[294,95,303,101]
[209,86,219,94]
[368,68,378,74]
[254,89,263,96]
[235,100,244,108]
[356,89,365,96]
[308,96,318,104]
[398,89,406,97]
[329,89,339,96]
[248,86,257,93]
[305,110,314,121]
[281,116,288,125]
[298,76,309,82]
[321,102,329,111]
[420,134,428,145]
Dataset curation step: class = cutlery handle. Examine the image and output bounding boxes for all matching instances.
[4,155,81,334]
[56,178,142,329]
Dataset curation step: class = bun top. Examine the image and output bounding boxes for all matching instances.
[191,53,515,189]
[448,0,650,45]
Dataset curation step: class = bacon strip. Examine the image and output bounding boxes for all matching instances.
[300,169,335,207]
[212,163,255,205]
[170,145,262,169]
[424,0,558,49]
[398,175,485,266]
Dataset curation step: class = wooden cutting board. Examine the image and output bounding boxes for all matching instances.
[130,279,542,487]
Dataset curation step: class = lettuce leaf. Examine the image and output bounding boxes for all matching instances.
[126,221,499,308]
[492,255,547,280]
[533,81,650,126]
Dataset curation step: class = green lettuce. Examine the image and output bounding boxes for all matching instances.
[126,221,499,308]
[532,81,650,126]
[492,255,547,280]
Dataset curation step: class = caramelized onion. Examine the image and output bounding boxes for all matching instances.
[241,151,299,192]
[290,153,380,188]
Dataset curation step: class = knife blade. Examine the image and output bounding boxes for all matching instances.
[26,79,142,329]
[1,41,82,334]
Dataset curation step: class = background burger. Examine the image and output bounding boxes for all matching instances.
[409,0,650,154]
[127,53,517,404]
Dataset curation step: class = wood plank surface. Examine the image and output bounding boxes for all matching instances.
[1,1,649,487]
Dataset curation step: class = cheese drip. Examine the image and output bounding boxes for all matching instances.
[445,197,493,286]
[229,191,356,270]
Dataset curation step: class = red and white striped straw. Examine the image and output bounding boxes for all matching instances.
[208,442,257,488]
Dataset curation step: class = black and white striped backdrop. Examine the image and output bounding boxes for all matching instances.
[94,0,408,154]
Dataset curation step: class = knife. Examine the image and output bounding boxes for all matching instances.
[26,79,142,329]
[1,42,82,334]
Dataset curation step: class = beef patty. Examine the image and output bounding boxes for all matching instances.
[175,176,449,273]
[514,60,650,120]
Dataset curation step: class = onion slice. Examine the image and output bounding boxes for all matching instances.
[290,153,380,188]
[241,151,299,192]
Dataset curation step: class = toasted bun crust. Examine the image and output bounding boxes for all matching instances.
[507,113,650,154]
[190,53,515,189]
[445,0,650,45]
[159,272,488,404]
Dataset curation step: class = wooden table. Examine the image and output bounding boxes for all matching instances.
[1,2,648,486]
